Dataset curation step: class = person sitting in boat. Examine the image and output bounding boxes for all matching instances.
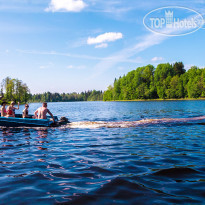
[34,102,55,123]
[7,106,15,117]
[7,101,20,116]
[1,102,7,117]
[22,104,29,118]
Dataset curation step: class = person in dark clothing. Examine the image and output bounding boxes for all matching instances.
[22,104,29,118]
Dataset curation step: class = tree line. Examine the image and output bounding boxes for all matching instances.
[31,90,103,102]
[1,62,204,104]
[103,62,205,101]
[0,77,103,103]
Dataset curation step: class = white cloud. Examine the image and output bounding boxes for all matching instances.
[87,32,123,45]
[88,14,203,79]
[89,33,167,79]
[45,0,87,12]
[151,56,164,62]
[95,43,108,48]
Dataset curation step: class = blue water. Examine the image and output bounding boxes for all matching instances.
[1,101,205,204]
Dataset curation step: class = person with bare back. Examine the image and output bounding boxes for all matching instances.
[34,102,55,123]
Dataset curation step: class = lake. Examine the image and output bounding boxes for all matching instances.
[1,101,205,204]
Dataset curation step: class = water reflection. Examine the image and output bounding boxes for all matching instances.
[1,128,14,137]
[34,129,49,162]
[37,129,48,139]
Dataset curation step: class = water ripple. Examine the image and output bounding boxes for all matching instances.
[1,101,205,204]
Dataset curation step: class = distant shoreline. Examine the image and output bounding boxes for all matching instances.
[105,98,205,102]
[2,98,205,104]
[29,98,205,103]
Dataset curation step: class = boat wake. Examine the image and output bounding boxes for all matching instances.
[64,116,205,129]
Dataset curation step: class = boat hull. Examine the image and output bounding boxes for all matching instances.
[0,115,57,127]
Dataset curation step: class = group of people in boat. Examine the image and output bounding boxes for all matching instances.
[0,102,55,122]
[1,101,20,118]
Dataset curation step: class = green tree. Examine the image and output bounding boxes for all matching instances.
[173,62,185,76]
[103,86,113,101]
[1,77,30,103]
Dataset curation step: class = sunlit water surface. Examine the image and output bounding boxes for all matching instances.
[1,101,205,204]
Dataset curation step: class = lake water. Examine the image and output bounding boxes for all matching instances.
[1,101,205,204]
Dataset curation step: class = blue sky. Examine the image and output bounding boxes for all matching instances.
[0,0,204,94]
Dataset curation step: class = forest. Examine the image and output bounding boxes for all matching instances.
[103,62,205,101]
[0,77,103,103]
[31,90,103,102]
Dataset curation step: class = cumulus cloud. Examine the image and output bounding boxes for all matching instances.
[89,34,167,79]
[87,32,123,47]
[45,0,87,12]
[151,56,164,62]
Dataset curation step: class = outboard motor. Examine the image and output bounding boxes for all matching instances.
[58,117,70,125]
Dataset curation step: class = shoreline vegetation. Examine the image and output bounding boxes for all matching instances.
[1,62,205,104]
[104,62,205,101]
[0,77,30,104]
[111,98,205,102]
[30,90,103,102]
[0,77,103,103]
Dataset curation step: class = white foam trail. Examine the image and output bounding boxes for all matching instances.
[64,116,205,129]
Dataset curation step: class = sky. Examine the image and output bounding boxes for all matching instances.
[0,0,204,94]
